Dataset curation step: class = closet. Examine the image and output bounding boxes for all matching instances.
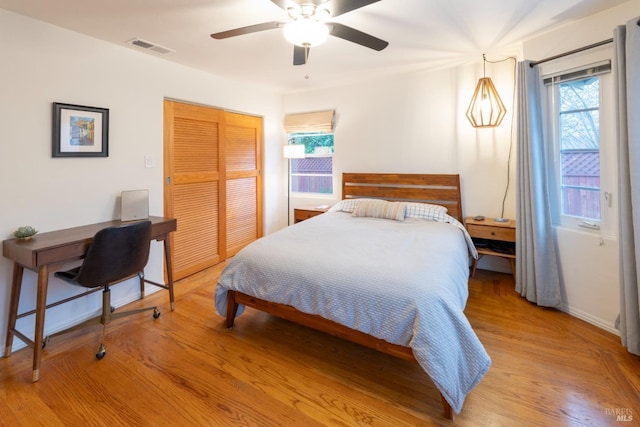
[163,100,262,280]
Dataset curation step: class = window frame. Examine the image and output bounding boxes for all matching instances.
[287,131,335,197]
[541,49,616,237]
[555,76,602,223]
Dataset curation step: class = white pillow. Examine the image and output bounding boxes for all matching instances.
[404,202,449,222]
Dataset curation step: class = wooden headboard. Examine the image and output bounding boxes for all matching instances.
[341,173,464,222]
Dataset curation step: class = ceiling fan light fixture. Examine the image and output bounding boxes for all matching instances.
[286,6,301,19]
[283,18,329,47]
[315,7,331,20]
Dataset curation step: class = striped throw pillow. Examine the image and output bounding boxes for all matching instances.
[352,200,406,221]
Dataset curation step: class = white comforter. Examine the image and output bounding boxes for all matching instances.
[215,211,491,414]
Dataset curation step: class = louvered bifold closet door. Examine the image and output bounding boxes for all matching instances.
[164,100,225,280]
[224,111,263,257]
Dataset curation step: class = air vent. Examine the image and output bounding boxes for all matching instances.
[127,38,174,54]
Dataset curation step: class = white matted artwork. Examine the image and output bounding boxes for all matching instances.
[52,102,109,157]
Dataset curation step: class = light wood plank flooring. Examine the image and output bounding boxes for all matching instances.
[1,266,638,426]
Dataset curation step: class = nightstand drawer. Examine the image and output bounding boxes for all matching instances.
[293,206,329,223]
[466,224,516,242]
[294,209,322,222]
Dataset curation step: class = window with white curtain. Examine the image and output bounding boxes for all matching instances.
[542,52,616,235]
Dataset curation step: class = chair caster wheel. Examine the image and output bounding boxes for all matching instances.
[153,309,161,319]
[110,306,115,313]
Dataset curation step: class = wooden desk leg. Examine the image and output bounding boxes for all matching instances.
[4,263,24,357]
[163,236,175,311]
[32,265,50,382]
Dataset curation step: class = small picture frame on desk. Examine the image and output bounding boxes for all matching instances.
[52,102,109,157]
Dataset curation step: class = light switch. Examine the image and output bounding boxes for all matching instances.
[145,155,153,168]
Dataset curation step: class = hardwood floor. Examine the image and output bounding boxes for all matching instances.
[1,266,638,426]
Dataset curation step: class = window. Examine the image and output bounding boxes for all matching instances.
[288,132,334,195]
[284,110,335,196]
[544,58,614,232]
[558,76,601,220]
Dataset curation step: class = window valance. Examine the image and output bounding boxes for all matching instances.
[284,110,335,133]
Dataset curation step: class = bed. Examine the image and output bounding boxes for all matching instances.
[214,173,490,419]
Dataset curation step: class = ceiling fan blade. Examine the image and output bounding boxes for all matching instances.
[293,45,308,65]
[326,0,381,17]
[329,23,388,51]
[211,21,282,39]
[270,0,290,11]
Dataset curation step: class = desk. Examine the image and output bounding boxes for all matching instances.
[2,216,177,382]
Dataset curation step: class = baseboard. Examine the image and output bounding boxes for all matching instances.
[561,304,619,336]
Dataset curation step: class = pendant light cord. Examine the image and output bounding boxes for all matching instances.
[483,53,487,77]
[484,54,518,219]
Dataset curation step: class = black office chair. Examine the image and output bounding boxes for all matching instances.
[46,220,160,359]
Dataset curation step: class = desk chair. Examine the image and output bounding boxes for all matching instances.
[46,220,160,359]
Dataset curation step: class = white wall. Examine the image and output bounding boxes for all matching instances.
[522,0,639,333]
[0,9,283,355]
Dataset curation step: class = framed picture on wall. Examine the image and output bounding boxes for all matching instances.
[52,102,109,157]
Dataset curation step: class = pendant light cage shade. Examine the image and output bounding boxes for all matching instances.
[466,77,507,128]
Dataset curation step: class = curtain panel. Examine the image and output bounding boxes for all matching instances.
[515,61,562,308]
[614,17,640,356]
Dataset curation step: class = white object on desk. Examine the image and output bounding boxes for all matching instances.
[121,189,149,221]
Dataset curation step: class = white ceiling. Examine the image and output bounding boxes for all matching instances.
[0,0,629,93]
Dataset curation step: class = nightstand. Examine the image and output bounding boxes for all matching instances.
[293,206,330,223]
[465,217,516,279]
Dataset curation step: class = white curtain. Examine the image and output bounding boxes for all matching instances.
[515,61,562,308]
[614,17,640,356]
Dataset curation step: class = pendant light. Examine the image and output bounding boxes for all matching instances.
[466,54,507,128]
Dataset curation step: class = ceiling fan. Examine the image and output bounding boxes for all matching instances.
[210,0,388,66]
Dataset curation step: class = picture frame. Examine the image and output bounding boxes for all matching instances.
[52,102,109,157]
